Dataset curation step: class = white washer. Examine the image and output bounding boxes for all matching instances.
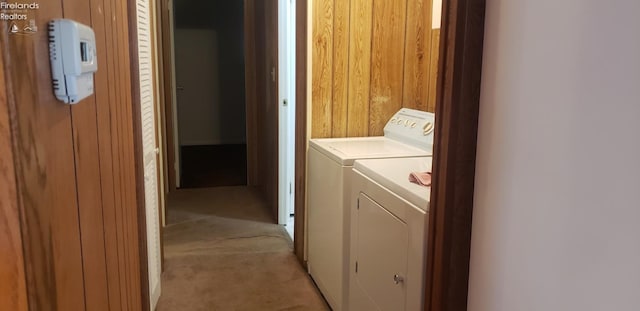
[349,157,432,311]
[307,109,435,311]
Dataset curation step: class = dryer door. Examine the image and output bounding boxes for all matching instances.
[353,193,409,311]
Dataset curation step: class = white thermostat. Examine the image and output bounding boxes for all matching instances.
[48,19,98,104]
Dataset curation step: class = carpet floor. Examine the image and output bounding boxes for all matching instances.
[156,187,329,311]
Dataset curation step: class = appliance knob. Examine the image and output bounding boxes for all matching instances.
[423,122,434,135]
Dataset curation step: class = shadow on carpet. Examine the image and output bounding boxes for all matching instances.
[157,187,329,311]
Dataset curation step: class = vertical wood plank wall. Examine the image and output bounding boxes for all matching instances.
[312,0,441,138]
[1,0,86,308]
[65,1,111,309]
[0,30,28,311]
[1,0,144,309]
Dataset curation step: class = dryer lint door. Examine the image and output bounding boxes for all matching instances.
[353,193,409,311]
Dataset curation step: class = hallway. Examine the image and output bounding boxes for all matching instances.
[156,187,328,310]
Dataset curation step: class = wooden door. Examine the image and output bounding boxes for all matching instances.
[249,0,280,220]
[1,0,146,309]
[263,0,279,220]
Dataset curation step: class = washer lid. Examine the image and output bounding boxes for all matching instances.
[310,137,432,166]
[354,157,432,211]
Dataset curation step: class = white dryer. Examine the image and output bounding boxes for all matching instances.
[307,109,435,311]
[349,157,432,311]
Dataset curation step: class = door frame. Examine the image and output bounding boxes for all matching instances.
[277,0,297,226]
[160,0,263,192]
[151,0,486,309]
[156,1,278,204]
[425,0,486,309]
[292,0,308,264]
[294,0,486,308]
[158,0,180,192]
[127,0,151,309]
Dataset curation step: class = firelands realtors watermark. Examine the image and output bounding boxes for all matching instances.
[1,1,39,34]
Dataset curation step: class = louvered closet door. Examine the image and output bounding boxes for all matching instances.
[136,0,162,308]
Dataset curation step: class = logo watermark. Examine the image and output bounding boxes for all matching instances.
[1,1,39,34]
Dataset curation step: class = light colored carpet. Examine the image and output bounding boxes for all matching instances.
[157,186,329,311]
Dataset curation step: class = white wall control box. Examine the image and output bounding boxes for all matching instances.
[48,19,98,104]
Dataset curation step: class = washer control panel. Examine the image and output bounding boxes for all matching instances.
[384,108,435,151]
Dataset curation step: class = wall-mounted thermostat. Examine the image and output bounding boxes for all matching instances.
[48,19,98,104]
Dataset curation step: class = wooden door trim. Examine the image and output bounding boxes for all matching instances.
[158,0,178,192]
[267,0,280,222]
[153,0,170,202]
[127,1,151,310]
[425,0,486,310]
[293,0,308,264]
[150,0,166,270]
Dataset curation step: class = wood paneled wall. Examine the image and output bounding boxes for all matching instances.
[0,0,145,309]
[0,33,28,311]
[312,0,441,138]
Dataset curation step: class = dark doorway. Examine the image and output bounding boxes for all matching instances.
[174,0,247,189]
[180,144,248,188]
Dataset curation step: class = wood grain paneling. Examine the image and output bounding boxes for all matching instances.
[403,0,433,112]
[104,0,133,308]
[115,25,132,310]
[2,1,87,309]
[90,0,123,308]
[0,28,29,311]
[369,0,408,135]
[64,0,111,308]
[331,0,349,137]
[427,29,441,113]
[345,0,373,137]
[2,0,147,309]
[311,0,441,138]
[122,0,146,307]
[311,0,334,138]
